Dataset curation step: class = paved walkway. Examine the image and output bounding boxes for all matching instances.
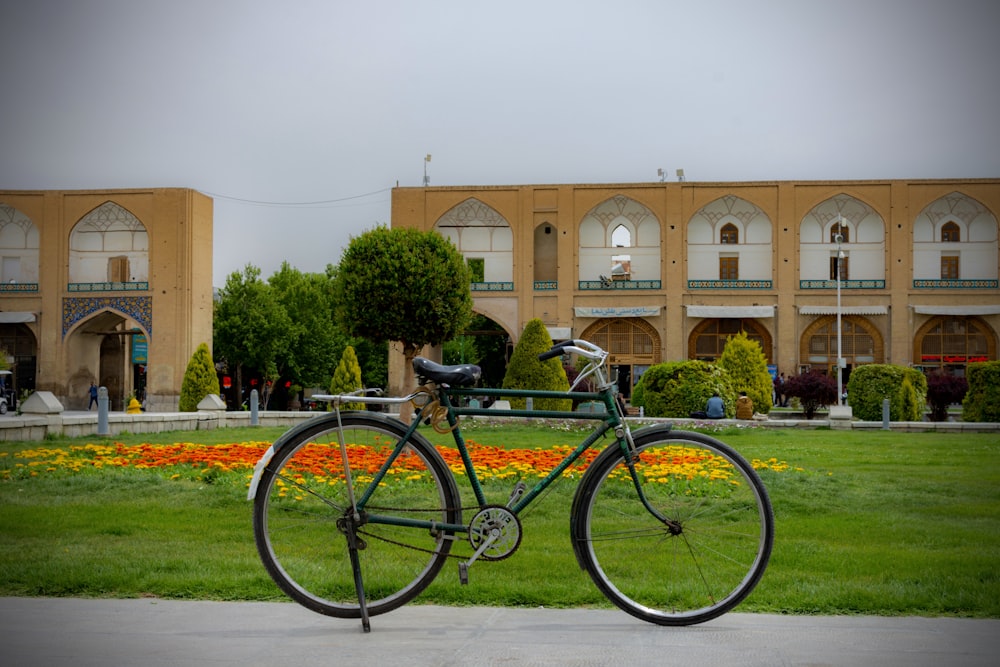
[1,597,997,666]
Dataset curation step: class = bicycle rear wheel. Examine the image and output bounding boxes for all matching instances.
[572,427,773,625]
[253,412,461,618]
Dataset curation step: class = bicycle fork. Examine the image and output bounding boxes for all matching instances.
[334,406,371,633]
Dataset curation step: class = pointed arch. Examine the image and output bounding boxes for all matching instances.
[799,194,884,286]
[578,195,661,285]
[0,203,40,289]
[913,192,998,284]
[69,201,150,287]
[913,315,996,372]
[799,315,884,377]
[578,317,661,398]
[434,198,513,288]
[688,318,773,363]
[687,195,772,284]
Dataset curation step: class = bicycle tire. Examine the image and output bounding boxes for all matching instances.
[253,412,461,618]
[571,426,774,625]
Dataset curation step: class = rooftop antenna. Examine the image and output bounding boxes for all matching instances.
[423,154,431,186]
[676,168,686,182]
[657,168,665,182]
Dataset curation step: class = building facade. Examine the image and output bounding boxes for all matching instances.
[0,188,213,411]
[390,179,1000,397]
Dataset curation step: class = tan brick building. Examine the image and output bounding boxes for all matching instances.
[391,179,1000,398]
[0,188,213,411]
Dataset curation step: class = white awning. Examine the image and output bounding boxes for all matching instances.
[0,312,36,323]
[685,305,775,318]
[799,305,888,315]
[912,305,1000,316]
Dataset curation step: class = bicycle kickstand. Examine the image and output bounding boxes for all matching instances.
[345,527,371,633]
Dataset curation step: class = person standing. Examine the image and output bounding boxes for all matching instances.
[736,391,754,420]
[88,382,98,410]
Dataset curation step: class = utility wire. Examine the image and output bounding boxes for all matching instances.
[200,187,391,208]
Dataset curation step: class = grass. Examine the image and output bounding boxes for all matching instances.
[1,420,998,617]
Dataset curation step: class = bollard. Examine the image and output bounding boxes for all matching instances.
[882,398,890,430]
[250,389,259,426]
[97,386,110,436]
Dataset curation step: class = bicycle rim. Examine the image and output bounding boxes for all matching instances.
[253,414,459,618]
[574,429,774,625]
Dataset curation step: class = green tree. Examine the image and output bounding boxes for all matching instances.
[716,331,773,414]
[269,262,340,389]
[501,319,571,411]
[329,345,364,409]
[962,361,1000,422]
[334,226,473,397]
[178,343,220,412]
[897,374,922,422]
[213,264,292,409]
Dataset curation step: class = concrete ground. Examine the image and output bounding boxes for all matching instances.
[1,597,997,667]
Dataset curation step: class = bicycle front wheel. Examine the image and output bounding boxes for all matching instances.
[572,427,773,625]
[253,413,461,618]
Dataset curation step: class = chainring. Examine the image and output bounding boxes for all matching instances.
[467,504,522,561]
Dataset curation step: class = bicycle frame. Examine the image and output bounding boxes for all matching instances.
[345,384,633,537]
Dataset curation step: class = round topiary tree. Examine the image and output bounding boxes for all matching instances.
[631,360,734,418]
[329,345,364,410]
[716,330,773,415]
[179,342,221,412]
[501,318,571,411]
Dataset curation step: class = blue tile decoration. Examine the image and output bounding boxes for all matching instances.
[63,296,152,337]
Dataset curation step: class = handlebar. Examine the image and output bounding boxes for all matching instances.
[538,339,607,363]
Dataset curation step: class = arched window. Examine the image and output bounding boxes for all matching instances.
[720,223,739,244]
[68,202,149,287]
[941,221,960,242]
[689,318,772,363]
[915,316,994,373]
[800,315,883,378]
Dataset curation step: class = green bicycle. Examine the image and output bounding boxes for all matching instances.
[249,339,774,632]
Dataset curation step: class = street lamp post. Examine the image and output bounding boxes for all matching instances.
[834,217,845,405]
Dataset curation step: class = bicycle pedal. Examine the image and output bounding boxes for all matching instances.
[458,562,469,585]
[507,481,527,507]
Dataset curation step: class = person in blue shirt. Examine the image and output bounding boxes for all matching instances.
[705,391,725,419]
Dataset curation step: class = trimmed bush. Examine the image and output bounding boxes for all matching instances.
[631,360,734,418]
[501,319,571,411]
[329,345,364,410]
[179,343,221,412]
[716,331,773,414]
[846,364,927,421]
[962,361,1000,422]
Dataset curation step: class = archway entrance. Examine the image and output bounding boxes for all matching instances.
[0,323,37,410]
[800,315,883,388]
[913,316,995,376]
[689,318,773,363]
[579,318,661,398]
[66,310,143,410]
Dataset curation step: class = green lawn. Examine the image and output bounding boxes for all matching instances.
[1,421,998,617]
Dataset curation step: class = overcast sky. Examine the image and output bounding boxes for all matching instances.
[2,0,998,286]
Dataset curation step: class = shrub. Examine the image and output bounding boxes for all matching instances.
[716,331,773,414]
[179,343,221,412]
[962,361,1000,422]
[846,364,927,421]
[501,319,572,411]
[631,360,734,418]
[329,345,364,410]
[783,372,837,419]
[925,373,968,422]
